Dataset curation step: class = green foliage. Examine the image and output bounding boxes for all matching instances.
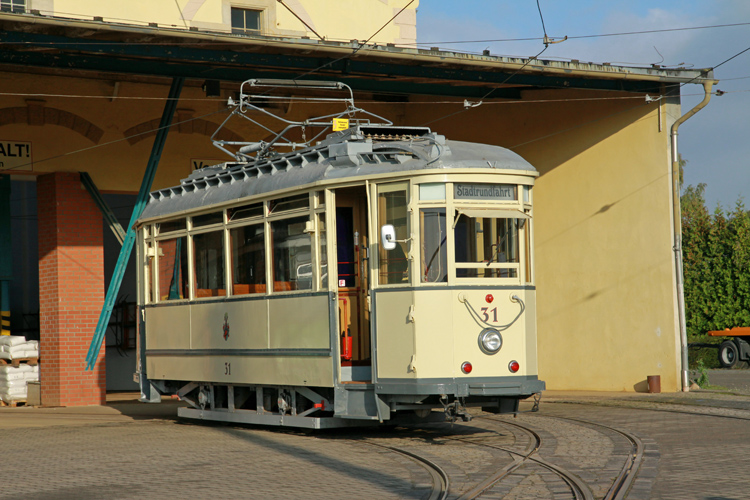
[681,183,750,367]
[692,358,710,388]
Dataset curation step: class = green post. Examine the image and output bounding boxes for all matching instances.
[0,174,11,335]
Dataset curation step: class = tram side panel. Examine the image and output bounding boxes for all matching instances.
[373,290,417,380]
[144,294,334,387]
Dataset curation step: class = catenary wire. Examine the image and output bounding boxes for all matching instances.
[678,44,750,88]
[412,21,750,46]
[288,0,414,83]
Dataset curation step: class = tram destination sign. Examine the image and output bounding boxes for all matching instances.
[454,183,516,201]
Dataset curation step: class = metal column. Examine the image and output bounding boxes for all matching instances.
[85,77,184,370]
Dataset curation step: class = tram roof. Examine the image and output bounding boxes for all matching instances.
[138,126,537,221]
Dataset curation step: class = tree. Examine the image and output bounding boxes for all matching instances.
[681,182,750,367]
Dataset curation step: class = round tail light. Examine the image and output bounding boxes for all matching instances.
[508,360,520,373]
[461,361,473,374]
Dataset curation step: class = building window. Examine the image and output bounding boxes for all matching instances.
[231,8,261,35]
[0,0,25,13]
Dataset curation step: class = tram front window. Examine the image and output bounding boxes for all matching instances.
[271,216,313,291]
[454,214,521,279]
[420,208,447,283]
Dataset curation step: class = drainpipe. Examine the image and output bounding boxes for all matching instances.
[671,78,715,391]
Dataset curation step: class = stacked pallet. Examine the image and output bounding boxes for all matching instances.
[0,336,40,406]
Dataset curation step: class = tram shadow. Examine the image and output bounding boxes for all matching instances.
[106,393,187,421]
[215,425,441,497]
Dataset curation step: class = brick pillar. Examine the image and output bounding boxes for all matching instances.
[38,172,105,406]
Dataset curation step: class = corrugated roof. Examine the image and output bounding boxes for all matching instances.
[139,126,537,220]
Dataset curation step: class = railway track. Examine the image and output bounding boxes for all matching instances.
[424,413,643,500]
[343,409,645,500]
[362,441,450,500]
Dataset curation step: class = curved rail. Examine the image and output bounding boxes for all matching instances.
[363,441,450,500]
[454,417,593,500]
[544,415,644,500]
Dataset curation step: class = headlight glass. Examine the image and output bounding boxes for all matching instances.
[479,328,502,355]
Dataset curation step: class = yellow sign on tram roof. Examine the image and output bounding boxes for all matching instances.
[332,118,349,131]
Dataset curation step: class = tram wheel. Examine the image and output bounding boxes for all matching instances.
[719,340,739,368]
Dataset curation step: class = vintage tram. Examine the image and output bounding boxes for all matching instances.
[134,80,544,428]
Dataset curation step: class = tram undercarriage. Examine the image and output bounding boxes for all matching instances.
[149,379,536,429]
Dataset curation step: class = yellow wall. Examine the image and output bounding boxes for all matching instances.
[28,0,418,45]
[1,66,683,392]
[0,72,406,191]
[404,89,681,392]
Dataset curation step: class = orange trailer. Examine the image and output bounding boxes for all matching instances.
[707,328,750,368]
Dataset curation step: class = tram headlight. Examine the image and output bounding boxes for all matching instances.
[478,328,502,355]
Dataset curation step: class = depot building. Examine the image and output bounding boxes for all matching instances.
[0,1,716,406]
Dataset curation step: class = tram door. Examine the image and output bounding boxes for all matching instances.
[334,187,372,382]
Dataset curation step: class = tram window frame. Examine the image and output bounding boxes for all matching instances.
[186,211,228,300]
[229,222,267,295]
[157,218,186,235]
[192,211,224,228]
[155,234,190,301]
[192,229,227,298]
[412,179,533,285]
[453,212,524,282]
[419,207,448,283]
[377,182,411,286]
[228,202,264,222]
[270,215,313,292]
[269,193,309,215]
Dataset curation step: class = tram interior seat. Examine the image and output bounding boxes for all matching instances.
[232,284,267,294]
[229,281,299,297]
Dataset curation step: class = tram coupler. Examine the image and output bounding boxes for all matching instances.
[444,401,472,422]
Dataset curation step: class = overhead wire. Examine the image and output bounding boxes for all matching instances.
[678,44,750,88]
[422,0,552,126]
[2,5,747,171]
[285,0,414,84]
[412,21,750,46]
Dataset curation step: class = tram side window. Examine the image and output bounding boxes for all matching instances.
[158,237,189,300]
[194,231,226,297]
[271,216,312,291]
[318,213,328,289]
[230,224,266,295]
[420,208,447,283]
[378,184,409,285]
[454,215,520,278]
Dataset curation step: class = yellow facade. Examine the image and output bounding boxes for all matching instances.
[27,0,418,45]
[0,5,696,392]
[402,89,681,391]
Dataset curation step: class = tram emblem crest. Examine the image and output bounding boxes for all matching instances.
[222,313,230,341]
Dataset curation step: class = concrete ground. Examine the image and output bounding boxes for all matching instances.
[1,373,749,499]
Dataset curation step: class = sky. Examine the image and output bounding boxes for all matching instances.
[415,0,750,210]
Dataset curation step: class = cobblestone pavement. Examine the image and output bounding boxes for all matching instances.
[540,391,750,500]
[1,392,749,499]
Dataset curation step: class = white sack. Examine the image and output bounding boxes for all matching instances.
[0,336,27,347]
